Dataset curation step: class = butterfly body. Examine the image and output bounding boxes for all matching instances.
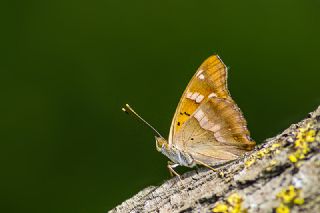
[156,136,196,167]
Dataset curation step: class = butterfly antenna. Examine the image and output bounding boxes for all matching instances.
[122,104,164,138]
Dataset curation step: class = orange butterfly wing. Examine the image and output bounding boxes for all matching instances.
[168,55,255,165]
[169,55,231,144]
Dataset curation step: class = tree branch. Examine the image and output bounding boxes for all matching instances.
[110,106,320,213]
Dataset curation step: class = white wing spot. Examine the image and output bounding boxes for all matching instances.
[198,74,205,80]
[214,131,226,143]
[210,124,221,132]
[195,94,204,103]
[187,92,204,103]
[194,109,205,121]
[191,92,199,100]
[199,116,208,126]
[208,92,217,98]
[196,69,204,77]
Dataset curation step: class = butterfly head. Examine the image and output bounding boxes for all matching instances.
[155,136,168,152]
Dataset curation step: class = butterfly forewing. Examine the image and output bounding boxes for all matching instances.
[169,55,231,144]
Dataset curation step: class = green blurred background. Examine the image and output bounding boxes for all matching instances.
[1,0,319,212]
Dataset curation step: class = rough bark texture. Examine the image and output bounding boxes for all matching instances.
[110,106,320,213]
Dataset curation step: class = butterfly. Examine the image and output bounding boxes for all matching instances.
[122,54,255,178]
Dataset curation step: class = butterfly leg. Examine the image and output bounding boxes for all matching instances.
[167,161,181,180]
[194,159,218,172]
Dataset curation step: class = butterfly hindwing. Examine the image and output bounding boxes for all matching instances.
[173,97,255,166]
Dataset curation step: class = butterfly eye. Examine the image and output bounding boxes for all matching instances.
[155,137,168,151]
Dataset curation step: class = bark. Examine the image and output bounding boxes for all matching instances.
[110,106,320,213]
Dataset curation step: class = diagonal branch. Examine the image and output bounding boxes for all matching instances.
[110,106,320,213]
